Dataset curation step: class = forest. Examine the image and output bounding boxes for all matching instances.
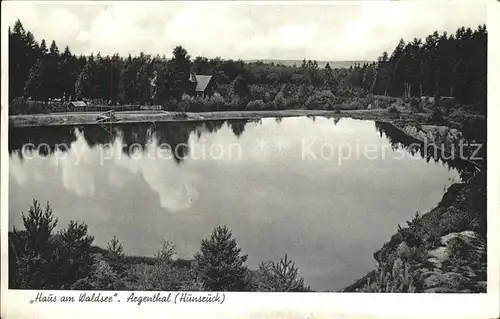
[9,19,487,115]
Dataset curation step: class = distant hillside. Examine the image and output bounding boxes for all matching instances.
[245,59,372,69]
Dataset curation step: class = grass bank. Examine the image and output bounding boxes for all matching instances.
[9,108,423,128]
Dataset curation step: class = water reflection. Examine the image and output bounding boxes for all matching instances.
[10,119,474,178]
[9,120,247,164]
[375,122,476,181]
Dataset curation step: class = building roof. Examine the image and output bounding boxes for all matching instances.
[69,101,87,107]
[194,75,213,92]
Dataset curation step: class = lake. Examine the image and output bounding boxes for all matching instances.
[9,116,466,291]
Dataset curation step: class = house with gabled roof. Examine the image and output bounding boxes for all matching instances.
[66,101,87,112]
[188,68,218,98]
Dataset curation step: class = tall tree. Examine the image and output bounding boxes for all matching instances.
[168,46,192,99]
[194,226,249,291]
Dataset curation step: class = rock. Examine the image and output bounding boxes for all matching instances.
[441,230,479,246]
[423,272,466,290]
[427,246,450,267]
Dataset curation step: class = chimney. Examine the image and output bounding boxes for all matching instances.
[189,66,197,82]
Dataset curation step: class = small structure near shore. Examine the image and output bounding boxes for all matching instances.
[96,110,118,124]
[66,101,87,112]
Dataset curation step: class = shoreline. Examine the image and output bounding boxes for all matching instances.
[8,109,424,128]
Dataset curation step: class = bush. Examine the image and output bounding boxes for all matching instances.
[423,228,442,250]
[305,90,336,110]
[446,237,468,259]
[9,200,95,289]
[156,239,176,262]
[274,91,287,110]
[344,100,364,110]
[9,98,49,115]
[439,207,478,234]
[54,221,95,288]
[71,260,128,290]
[246,99,266,111]
[209,92,225,110]
[173,112,188,120]
[256,254,310,292]
[126,241,199,291]
[431,108,445,123]
[11,199,58,288]
[409,97,424,112]
[106,235,125,275]
[194,225,250,291]
[362,261,416,293]
[388,105,401,115]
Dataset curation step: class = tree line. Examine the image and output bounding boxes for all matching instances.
[9,19,486,112]
[370,25,487,109]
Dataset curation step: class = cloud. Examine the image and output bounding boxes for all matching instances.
[53,130,97,197]
[108,135,201,212]
[5,2,486,60]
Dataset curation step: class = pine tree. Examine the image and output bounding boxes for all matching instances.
[24,59,47,101]
[258,254,310,292]
[75,54,98,99]
[49,40,59,56]
[106,235,125,274]
[14,200,58,288]
[40,39,48,56]
[168,46,192,99]
[53,221,94,288]
[194,226,249,291]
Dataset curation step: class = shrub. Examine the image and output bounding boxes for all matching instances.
[410,97,424,112]
[388,105,401,115]
[233,75,250,98]
[126,242,197,291]
[274,91,287,110]
[305,90,336,110]
[173,112,188,120]
[246,99,266,111]
[257,254,310,292]
[396,242,412,262]
[9,97,49,115]
[344,100,364,110]
[148,260,189,290]
[54,221,95,288]
[106,235,125,275]
[10,200,95,289]
[71,260,128,290]
[225,96,243,111]
[194,225,250,291]
[12,199,58,289]
[423,228,442,250]
[362,261,416,293]
[431,108,445,123]
[438,207,477,234]
[156,239,176,262]
[446,237,469,260]
[210,92,224,104]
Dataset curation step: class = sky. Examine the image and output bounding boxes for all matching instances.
[4,1,487,61]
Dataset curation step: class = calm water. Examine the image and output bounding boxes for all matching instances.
[9,117,467,291]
